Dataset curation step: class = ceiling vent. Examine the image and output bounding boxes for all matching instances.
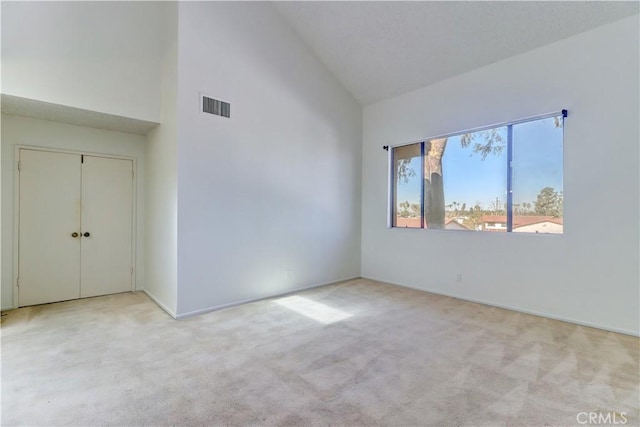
[202,95,230,118]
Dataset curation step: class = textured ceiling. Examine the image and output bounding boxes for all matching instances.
[274,1,639,105]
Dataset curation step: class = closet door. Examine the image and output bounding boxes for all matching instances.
[80,156,134,298]
[18,149,82,306]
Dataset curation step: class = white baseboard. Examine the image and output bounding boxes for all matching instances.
[174,276,361,320]
[141,289,177,319]
[362,275,640,338]
[1,305,15,312]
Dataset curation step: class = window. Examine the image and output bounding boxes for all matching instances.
[392,143,422,228]
[389,111,565,234]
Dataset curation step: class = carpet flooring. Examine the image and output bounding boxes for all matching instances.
[2,278,639,426]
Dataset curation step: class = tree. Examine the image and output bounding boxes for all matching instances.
[534,187,562,217]
[460,127,505,160]
[397,159,416,183]
[466,202,484,230]
[489,197,503,215]
[423,138,448,228]
[513,203,521,215]
[423,131,505,228]
[410,203,421,217]
[398,201,411,218]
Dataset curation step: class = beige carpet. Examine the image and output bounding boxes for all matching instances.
[2,278,638,426]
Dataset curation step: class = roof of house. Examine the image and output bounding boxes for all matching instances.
[395,217,421,228]
[445,218,470,230]
[396,215,563,229]
[481,215,563,228]
[395,217,472,229]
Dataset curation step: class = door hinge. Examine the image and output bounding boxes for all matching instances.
[132,169,134,179]
[81,155,84,164]
[16,277,20,288]
[131,267,134,276]
[17,161,21,171]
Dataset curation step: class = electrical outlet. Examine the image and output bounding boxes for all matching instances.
[456,274,463,283]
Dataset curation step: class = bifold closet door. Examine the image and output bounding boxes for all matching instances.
[80,156,133,298]
[18,149,82,306]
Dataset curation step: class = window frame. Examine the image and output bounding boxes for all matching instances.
[387,110,566,232]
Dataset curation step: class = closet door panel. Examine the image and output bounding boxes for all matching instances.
[18,149,82,306]
[80,156,133,298]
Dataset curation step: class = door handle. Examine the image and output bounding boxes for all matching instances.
[71,232,79,238]
[83,232,91,237]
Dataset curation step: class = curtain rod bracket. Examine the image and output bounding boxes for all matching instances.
[562,109,568,118]
[383,145,389,151]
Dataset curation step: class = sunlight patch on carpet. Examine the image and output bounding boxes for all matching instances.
[274,296,352,324]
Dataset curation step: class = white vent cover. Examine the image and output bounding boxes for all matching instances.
[201,95,230,118]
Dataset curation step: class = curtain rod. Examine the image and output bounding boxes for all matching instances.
[383,109,567,151]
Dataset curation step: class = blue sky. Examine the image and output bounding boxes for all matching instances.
[396,116,563,210]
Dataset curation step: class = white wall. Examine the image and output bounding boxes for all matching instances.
[362,16,640,335]
[1,1,164,122]
[175,2,362,316]
[144,3,178,316]
[1,114,147,309]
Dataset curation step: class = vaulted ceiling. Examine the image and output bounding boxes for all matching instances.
[274,1,639,105]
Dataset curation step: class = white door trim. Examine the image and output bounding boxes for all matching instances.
[13,145,138,308]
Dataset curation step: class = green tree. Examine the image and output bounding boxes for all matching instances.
[410,203,421,217]
[534,187,563,217]
[398,201,411,218]
[397,159,416,183]
[466,202,484,230]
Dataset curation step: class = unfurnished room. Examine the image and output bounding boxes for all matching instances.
[1,1,639,426]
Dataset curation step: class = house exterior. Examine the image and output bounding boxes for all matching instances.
[480,215,563,234]
[394,217,471,230]
[395,215,562,233]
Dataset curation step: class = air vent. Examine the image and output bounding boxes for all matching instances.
[202,95,230,118]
